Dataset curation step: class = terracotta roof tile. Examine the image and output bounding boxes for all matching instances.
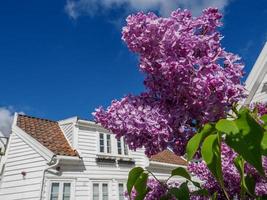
[150,150,187,166]
[17,114,77,157]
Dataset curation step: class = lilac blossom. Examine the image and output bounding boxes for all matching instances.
[93,8,245,157]
[126,179,179,200]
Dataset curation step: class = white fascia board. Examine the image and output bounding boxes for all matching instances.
[13,125,54,161]
[56,155,80,161]
[77,119,111,133]
[58,116,78,125]
[245,42,267,104]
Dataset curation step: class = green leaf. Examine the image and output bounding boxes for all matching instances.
[234,156,246,197]
[127,167,144,196]
[191,181,201,188]
[261,132,267,155]
[261,114,267,124]
[201,134,223,186]
[245,175,256,196]
[215,119,239,134]
[135,172,149,196]
[225,109,265,175]
[210,192,217,200]
[186,123,214,161]
[169,182,190,200]
[171,167,201,188]
[171,167,191,180]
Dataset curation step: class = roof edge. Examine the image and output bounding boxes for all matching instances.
[12,125,54,161]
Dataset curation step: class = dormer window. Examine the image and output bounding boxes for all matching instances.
[99,133,111,154]
[123,138,128,155]
[106,135,111,153]
[117,138,128,156]
[98,133,129,156]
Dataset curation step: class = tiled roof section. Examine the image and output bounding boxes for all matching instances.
[17,114,77,156]
[150,150,187,166]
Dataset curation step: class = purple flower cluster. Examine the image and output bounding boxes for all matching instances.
[189,145,267,199]
[93,8,245,157]
[188,103,267,199]
[126,179,179,200]
[251,102,267,116]
[188,143,241,199]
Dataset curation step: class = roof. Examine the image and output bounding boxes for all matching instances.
[150,150,187,166]
[17,114,77,157]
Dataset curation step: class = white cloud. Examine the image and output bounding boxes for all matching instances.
[0,107,14,137]
[65,0,231,19]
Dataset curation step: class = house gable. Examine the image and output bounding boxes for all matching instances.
[16,114,78,157]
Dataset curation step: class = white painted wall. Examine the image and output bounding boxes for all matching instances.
[0,132,47,200]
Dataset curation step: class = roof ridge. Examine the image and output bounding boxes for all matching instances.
[18,114,57,123]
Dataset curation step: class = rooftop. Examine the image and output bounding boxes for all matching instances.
[17,114,78,157]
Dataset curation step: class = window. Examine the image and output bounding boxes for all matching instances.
[106,135,111,153]
[92,183,109,200]
[117,138,129,156]
[98,133,129,156]
[118,183,125,200]
[93,184,99,200]
[123,138,128,155]
[102,184,108,200]
[99,133,105,153]
[50,183,59,200]
[49,181,72,200]
[117,139,122,155]
[63,183,71,200]
[99,133,112,154]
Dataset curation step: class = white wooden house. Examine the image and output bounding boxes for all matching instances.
[245,42,267,104]
[0,113,187,200]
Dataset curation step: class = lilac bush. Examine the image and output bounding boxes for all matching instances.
[93,7,267,200]
[188,103,267,199]
[94,8,245,157]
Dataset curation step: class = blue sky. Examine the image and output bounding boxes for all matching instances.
[0,0,267,122]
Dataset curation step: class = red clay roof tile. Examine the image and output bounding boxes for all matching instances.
[150,150,187,166]
[17,114,77,157]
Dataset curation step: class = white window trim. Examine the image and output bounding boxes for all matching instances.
[98,132,112,154]
[97,132,131,158]
[46,179,75,200]
[117,137,129,156]
[118,182,127,200]
[91,180,112,200]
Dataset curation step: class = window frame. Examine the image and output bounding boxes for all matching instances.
[47,179,75,200]
[98,132,112,154]
[91,181,111,200]
[117,137,129,156]
[97,132,131,157]
[118,182,127,200]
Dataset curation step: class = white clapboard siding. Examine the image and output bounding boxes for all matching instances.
[250,72,267,103]
[60,123,74,146]
[0,133,46,200]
